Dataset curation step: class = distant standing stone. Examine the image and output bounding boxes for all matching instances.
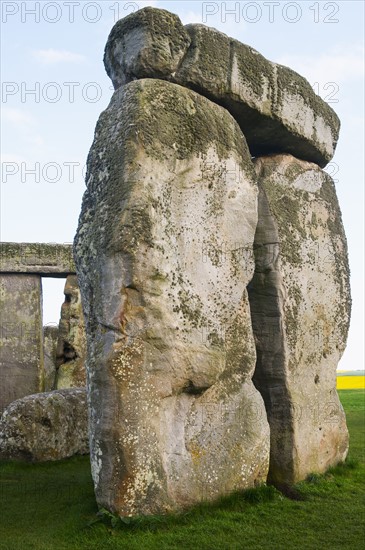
[55,275,86,389]
[0,274,43,414]
[43,325,58,391]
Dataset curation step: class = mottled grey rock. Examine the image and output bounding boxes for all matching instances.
[43,325,58,391]
[55,275,86,389]
[104,7,191,89]
[248,154,350,484]
[74,78,269,516]
[0,274,43,414]
[0,388,88,461]
[104,7,339,167]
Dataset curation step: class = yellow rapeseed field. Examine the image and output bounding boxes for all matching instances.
[336,376,365,390]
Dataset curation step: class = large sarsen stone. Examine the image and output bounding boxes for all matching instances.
[74,78,269,516]
[0,388,88,461]
[0,274,43,414]
[104,7,340,167]
[248,154,350,485]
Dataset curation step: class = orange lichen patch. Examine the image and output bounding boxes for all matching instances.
[189,442,206,465]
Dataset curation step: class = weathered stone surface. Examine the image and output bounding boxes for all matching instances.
[0,388,88,461]
[0,275,43,414]
[248,154,350,485]
[55,275,86,389]
[43,325,58,391]
[0,242,75,276]
[74,78,269,515]
[104,8,340,167]
[104,7,191,89]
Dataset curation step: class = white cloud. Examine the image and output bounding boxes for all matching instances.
[27,135,45,147]
[181,10,204,25]
[1,107,35,126]
[276,44,364,86]
[32,49,86,65]
[1,107,44,149]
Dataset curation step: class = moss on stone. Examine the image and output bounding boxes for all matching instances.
[0,242,75,274]
[260,180,303,266]
[104,7,191,84]
[231,40,274,100]
[224,308,256,376]
[319,174,351,342]
[180,24,231,93]
[275,64,340,138]
[132,80,252,166]
[285,282,302,349]
[284,161,304,182]
[311,212,318,229]
[107,7,188,53]
[171,278,208,330]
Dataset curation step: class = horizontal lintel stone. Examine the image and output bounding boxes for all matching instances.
[104,7,340,168]
[0,243,75,276]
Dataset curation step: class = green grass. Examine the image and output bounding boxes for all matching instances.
[1,390,364,550]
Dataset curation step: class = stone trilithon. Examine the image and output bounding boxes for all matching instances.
[74,7,350,516]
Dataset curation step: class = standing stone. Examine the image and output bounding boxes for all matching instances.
[55,275,86,389]
[74,78,269,516]
[43,325,58,391]
[248,154,350,485]
[0,275,43,414]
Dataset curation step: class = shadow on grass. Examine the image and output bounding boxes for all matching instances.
[87,457,361,534]
[87,484,281,533]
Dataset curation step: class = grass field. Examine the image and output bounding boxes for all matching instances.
[0,390,364,550]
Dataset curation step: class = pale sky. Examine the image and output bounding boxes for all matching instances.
[1,1,364,371]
